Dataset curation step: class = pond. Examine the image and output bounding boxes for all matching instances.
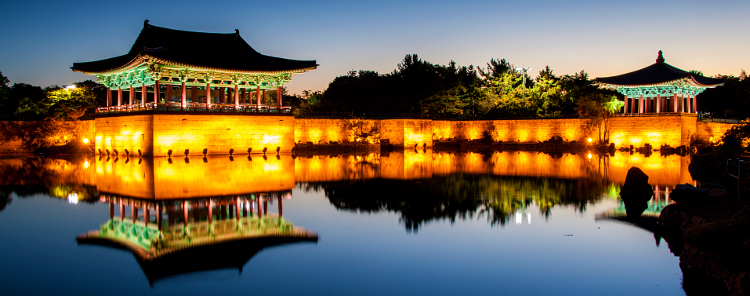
[0,150,692,295]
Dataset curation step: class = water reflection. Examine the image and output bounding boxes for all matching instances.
[77,193,317,286]
[0,151,696,294]
[0,150,693,216]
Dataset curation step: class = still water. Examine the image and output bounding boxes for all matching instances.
[0,151,691,295]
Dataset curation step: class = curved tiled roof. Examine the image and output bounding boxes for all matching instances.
[72,21,317,74]
[595,51,723,87]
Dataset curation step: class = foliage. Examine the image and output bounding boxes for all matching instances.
[698,71,750,119]
[719,120,750,154]
[577,94,623,144]
[0,72,13,120]
[308,56,615,120]
[341,119,380,143]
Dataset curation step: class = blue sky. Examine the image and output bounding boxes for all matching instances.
[1,0,748,95]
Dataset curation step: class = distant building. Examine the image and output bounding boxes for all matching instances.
[72,20,317,114]
[596,51,723,114]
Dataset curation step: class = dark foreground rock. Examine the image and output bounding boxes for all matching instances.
[659,200,750,296]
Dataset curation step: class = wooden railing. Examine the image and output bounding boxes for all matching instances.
[96,102,292,114]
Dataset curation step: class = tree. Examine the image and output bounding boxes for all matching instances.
[577,94,623,144]
[719,120,750,155]
[0,72,12,119]
[479,58,514,79]
[10,83,45,120]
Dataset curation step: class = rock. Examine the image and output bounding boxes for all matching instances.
[671,183,710,204]
[621,167,653,218]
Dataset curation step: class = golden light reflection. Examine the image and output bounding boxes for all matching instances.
[96,156,294,199]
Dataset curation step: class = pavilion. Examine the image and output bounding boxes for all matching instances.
[596,51,723,114]
[72,20,317,114]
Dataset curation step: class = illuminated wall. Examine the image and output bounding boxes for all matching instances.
[695,121,737,144]
[432,119,590,142]
[152,114,294,156]
[609,114,696,148]
[63,113,739,157]
[294,118,432,148]
[95,155,294,199]
[95,114,294,157]
[95,115,154,157]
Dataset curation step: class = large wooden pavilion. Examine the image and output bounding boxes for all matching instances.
[72,20,317,114]
[596,51,723,114]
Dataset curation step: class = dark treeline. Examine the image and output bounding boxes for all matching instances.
[296,54,750,120]
[299,174,611,232]
[0,72,102,121]
[2,56,749,121]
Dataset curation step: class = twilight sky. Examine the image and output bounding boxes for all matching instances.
[1,0,748,95]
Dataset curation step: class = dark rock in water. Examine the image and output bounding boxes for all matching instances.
[670,183,709,204]
[621,167,653,218]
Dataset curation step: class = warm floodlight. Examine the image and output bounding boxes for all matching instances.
[82,138,89,144]
[66,85,76,90]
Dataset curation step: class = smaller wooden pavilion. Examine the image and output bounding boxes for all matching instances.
[72,20,317,114]
[596,51,723,114]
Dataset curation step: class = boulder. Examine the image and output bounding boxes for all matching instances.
[620,167,653,218]
[670,183,710,204]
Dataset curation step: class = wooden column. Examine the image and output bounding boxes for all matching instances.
[673,94,678,112]
[109,199,114,219]
[241,89,246,104]
[208,200,213,224]
[191,86,197,103]
[623,96,628,114]
[156,204,162,230]
[120,203,125,220]
[692,95,697,113]
[277,87,282,107]
[234,85,239,108]
[166,84,172,102]
[656,94,661,113]
[153,81,159,104]
[639,95,644,113]
[256,86,261,107]
[206,83,211,108]
[236,197,241,221]
[129,86,135,105]
[257,196,263,218]
[262,90,266,105]
[132,206,138,223]
[141,84,147,107]
[682,95,687,113]
[278,195,283,217]
[220,88,226,104]
[117,87,122,106]
[183,201,188,227]
[106,88,111,107]
[145,206,150,226]
[181,82,187,108]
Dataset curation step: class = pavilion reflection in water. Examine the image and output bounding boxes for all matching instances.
[78,155,316,285]
[78,192,318,285]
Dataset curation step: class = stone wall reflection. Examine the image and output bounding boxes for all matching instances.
[294,150,692,186]
[0,149,693,203]
[95,155,294,199]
